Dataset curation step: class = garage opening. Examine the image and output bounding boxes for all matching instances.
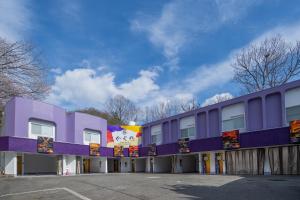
[179,154,199,173]
[133,158,146,172]
[23,154,57,175]
[107,158,120,173]
[154,156,172,173]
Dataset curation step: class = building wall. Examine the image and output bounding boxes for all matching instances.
[3,97,107,146]
[142,80,300,146]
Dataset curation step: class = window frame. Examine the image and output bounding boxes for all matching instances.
[28,120,56,140]
[151,125,162,145]
[83,129,101,145]
[180,116,196,139]
[222,114,246,132]
[285,105,300,125]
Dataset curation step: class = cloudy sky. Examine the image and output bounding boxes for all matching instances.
[1,0,300,110]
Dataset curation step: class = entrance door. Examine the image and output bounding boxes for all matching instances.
[131,159,135,172]
[113,159,120,172]
[83,158,90,173]
[202,153,210,174]
[17,155,22,175]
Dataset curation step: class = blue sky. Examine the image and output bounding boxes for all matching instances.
[1,0,300,110]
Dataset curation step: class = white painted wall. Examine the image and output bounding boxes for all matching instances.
[154,156,172,173]
[120,157,131,173]
[24,154,56,174]
[1,152,17,176]
[63,155,76,175]
[210,152,216,174]
[135,158,146,172]
[285,87,300,108]
[90,157,107,173]
[145,157,152,173]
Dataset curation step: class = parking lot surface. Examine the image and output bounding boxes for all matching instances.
[0,173,299,200]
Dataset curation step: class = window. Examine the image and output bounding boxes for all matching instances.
[222,114,245,132]
[285,87,300,124]
[222,103,245,132]
[83,130,101,145]
[180,116,195,139]
[151,125,162,145]
[28,120,55,139]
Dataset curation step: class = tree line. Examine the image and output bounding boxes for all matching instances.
[1,35,300,125]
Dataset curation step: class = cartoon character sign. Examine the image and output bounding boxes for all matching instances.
[290,120,300,143]
[89,143,100,156]
[222,130,240,149]
[37,136,54,154]
[107,125,142,148]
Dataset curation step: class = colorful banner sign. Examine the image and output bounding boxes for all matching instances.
[37,136,54,154]
[215,152,223,174]
[148,144,157,156]
[107,125,142,148]
[290,120,300,143]
[129,145,139,157]
[202,153,210,174]
[114,145,124,157]
[222,130,240,149]
[178,138,190,153]
[89,143,100,156]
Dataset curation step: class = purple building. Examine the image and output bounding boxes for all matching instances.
[0,80,300,176]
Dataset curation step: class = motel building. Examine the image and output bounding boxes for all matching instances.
[0,80,300,176]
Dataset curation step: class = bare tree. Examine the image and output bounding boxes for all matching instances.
[75,107,121,125]
[0,38,49,107]
[233,35,300,93]
[180,98,200,112]
[105,95,139,125]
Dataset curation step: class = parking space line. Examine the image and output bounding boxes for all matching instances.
[0,187,91,200]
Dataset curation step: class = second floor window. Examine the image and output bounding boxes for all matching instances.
[29,120,55,140]
[180,116,196,139]
[84,130,101,145]
[222,103,245,132]
[285,87,300,124]
[151,125,162,145]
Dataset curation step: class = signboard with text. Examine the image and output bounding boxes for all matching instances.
[290,120,300,143]
[37,136,54,154]
[222,130,240,150]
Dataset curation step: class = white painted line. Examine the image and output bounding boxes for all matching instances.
[146,176,161,179]
[0,187,91,200]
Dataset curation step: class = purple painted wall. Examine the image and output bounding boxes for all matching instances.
[3,97,107,146]
[142,80,300,146]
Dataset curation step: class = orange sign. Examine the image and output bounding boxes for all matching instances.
[290,120,300,143]
[222,130,240,149]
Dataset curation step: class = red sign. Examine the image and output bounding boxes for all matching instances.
[129,146,139,157]
[222,130,240,149]
[290,120,300,143]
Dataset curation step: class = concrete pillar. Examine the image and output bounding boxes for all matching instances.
[1,152,17,176]
[63,155,76,175]
[264,147,271,175]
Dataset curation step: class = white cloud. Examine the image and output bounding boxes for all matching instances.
[0,0,31,41]
[131,0,259,71]
[201,93,234,107]
[47,67,161,109]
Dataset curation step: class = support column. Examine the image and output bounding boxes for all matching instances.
[210,152,216,175]
[2,152,17,176]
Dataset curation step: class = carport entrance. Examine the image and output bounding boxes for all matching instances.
[178,154,199,173]
[132,158,146,172]
[23,154,57,175]
[107,158,120,173]
[153,156,172,173]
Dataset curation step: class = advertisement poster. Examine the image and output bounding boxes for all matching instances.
[178,138,190,153]
[129,145,139,157]
[222,130,240,149]
[114,145,124,157]
[107,125,142,148]
[215,152,223,174]
[37,136,54,154]
[89,143,100,156]
[148,144,157,156]
[202,153,210,174]
[290,120,300,143]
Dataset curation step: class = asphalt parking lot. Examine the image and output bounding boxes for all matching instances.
[0,173,299,200]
